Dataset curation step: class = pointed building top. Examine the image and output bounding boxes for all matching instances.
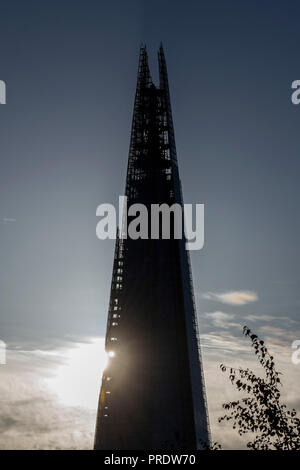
[158,43,169,91]
[136,44,152,89]
[135,43,170,90]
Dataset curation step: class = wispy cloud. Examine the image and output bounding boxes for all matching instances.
[203,311,240,329]
[202,290,258,306]
[0,218,16,225]
[259,325,298,340]
[245,314,297,324]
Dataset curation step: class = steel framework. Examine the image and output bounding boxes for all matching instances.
[94,44,210,450]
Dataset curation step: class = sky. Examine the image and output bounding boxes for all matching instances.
[0,0,300,449]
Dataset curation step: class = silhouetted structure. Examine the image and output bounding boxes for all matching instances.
[94,44,210,450]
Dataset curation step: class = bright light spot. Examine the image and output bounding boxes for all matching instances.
[108,351,115,358]
[45,337,107,410]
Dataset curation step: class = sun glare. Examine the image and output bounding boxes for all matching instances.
[45,337,107,410]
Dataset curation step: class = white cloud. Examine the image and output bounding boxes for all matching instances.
[202,290,258,305]
[0,337,105,450]
[203,311,239,329]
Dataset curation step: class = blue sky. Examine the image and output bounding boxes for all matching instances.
[0,0,299,449]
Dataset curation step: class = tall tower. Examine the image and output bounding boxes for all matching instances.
[94,45,210,450]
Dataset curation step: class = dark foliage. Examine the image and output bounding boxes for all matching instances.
[218,326,300,450]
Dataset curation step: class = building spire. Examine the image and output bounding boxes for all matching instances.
[94,45,210,450]
[137,43,152,89]
[158,43,168,91]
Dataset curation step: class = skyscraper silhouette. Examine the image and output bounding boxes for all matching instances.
[94,44,210,450]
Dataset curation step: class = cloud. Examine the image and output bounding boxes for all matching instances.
[0,337,105,449]
[259,325,299,342]
[203,311,240,329]
[245,314,281,322]
[202,290,258,305]
[245,314,297,324]
[0,218,16,225]
[0,331,299,450]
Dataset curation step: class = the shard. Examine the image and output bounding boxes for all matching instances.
[94,44,210,450]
